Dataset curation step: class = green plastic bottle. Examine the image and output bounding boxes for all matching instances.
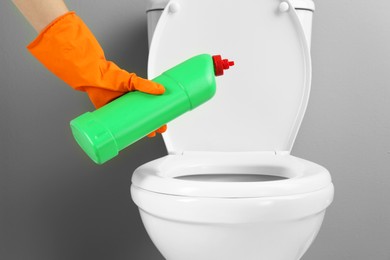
[70,54,234,164]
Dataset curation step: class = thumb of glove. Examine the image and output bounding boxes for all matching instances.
[129,75,165,95]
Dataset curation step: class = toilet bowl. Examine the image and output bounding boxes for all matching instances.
[131,0,334,259]
[131,152,333,260]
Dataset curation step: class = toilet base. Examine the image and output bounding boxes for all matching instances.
[139,209,325,260]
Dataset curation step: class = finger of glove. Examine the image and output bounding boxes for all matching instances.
[147,125,167,138]
[156,124,167,133]
[132,77,165,95]
[147,132,157,138]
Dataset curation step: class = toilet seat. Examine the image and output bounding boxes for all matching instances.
[132,152,332,198]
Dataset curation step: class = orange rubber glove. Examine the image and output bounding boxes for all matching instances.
[27,11,166,136]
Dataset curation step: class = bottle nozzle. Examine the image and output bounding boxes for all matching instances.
[212,55,235,76]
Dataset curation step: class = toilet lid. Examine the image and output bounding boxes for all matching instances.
[148,0,311,154]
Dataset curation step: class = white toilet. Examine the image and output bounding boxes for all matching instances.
[131,0,334,259]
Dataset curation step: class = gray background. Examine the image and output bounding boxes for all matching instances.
[0,0,389,259]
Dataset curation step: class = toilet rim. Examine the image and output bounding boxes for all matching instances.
[131,152,332,198]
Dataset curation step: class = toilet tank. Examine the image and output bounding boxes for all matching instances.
[146,0,168,47]
[146,0,315,49]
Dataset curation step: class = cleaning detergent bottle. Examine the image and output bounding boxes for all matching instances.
[70,54,234,164]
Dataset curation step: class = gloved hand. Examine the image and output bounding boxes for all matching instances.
[27,11,166,137]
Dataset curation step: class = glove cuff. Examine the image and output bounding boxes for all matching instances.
[27,11,76,50]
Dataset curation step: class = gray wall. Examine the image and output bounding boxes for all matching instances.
[0,0,389,259]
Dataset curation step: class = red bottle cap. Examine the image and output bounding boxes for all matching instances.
[212,55,235,76]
